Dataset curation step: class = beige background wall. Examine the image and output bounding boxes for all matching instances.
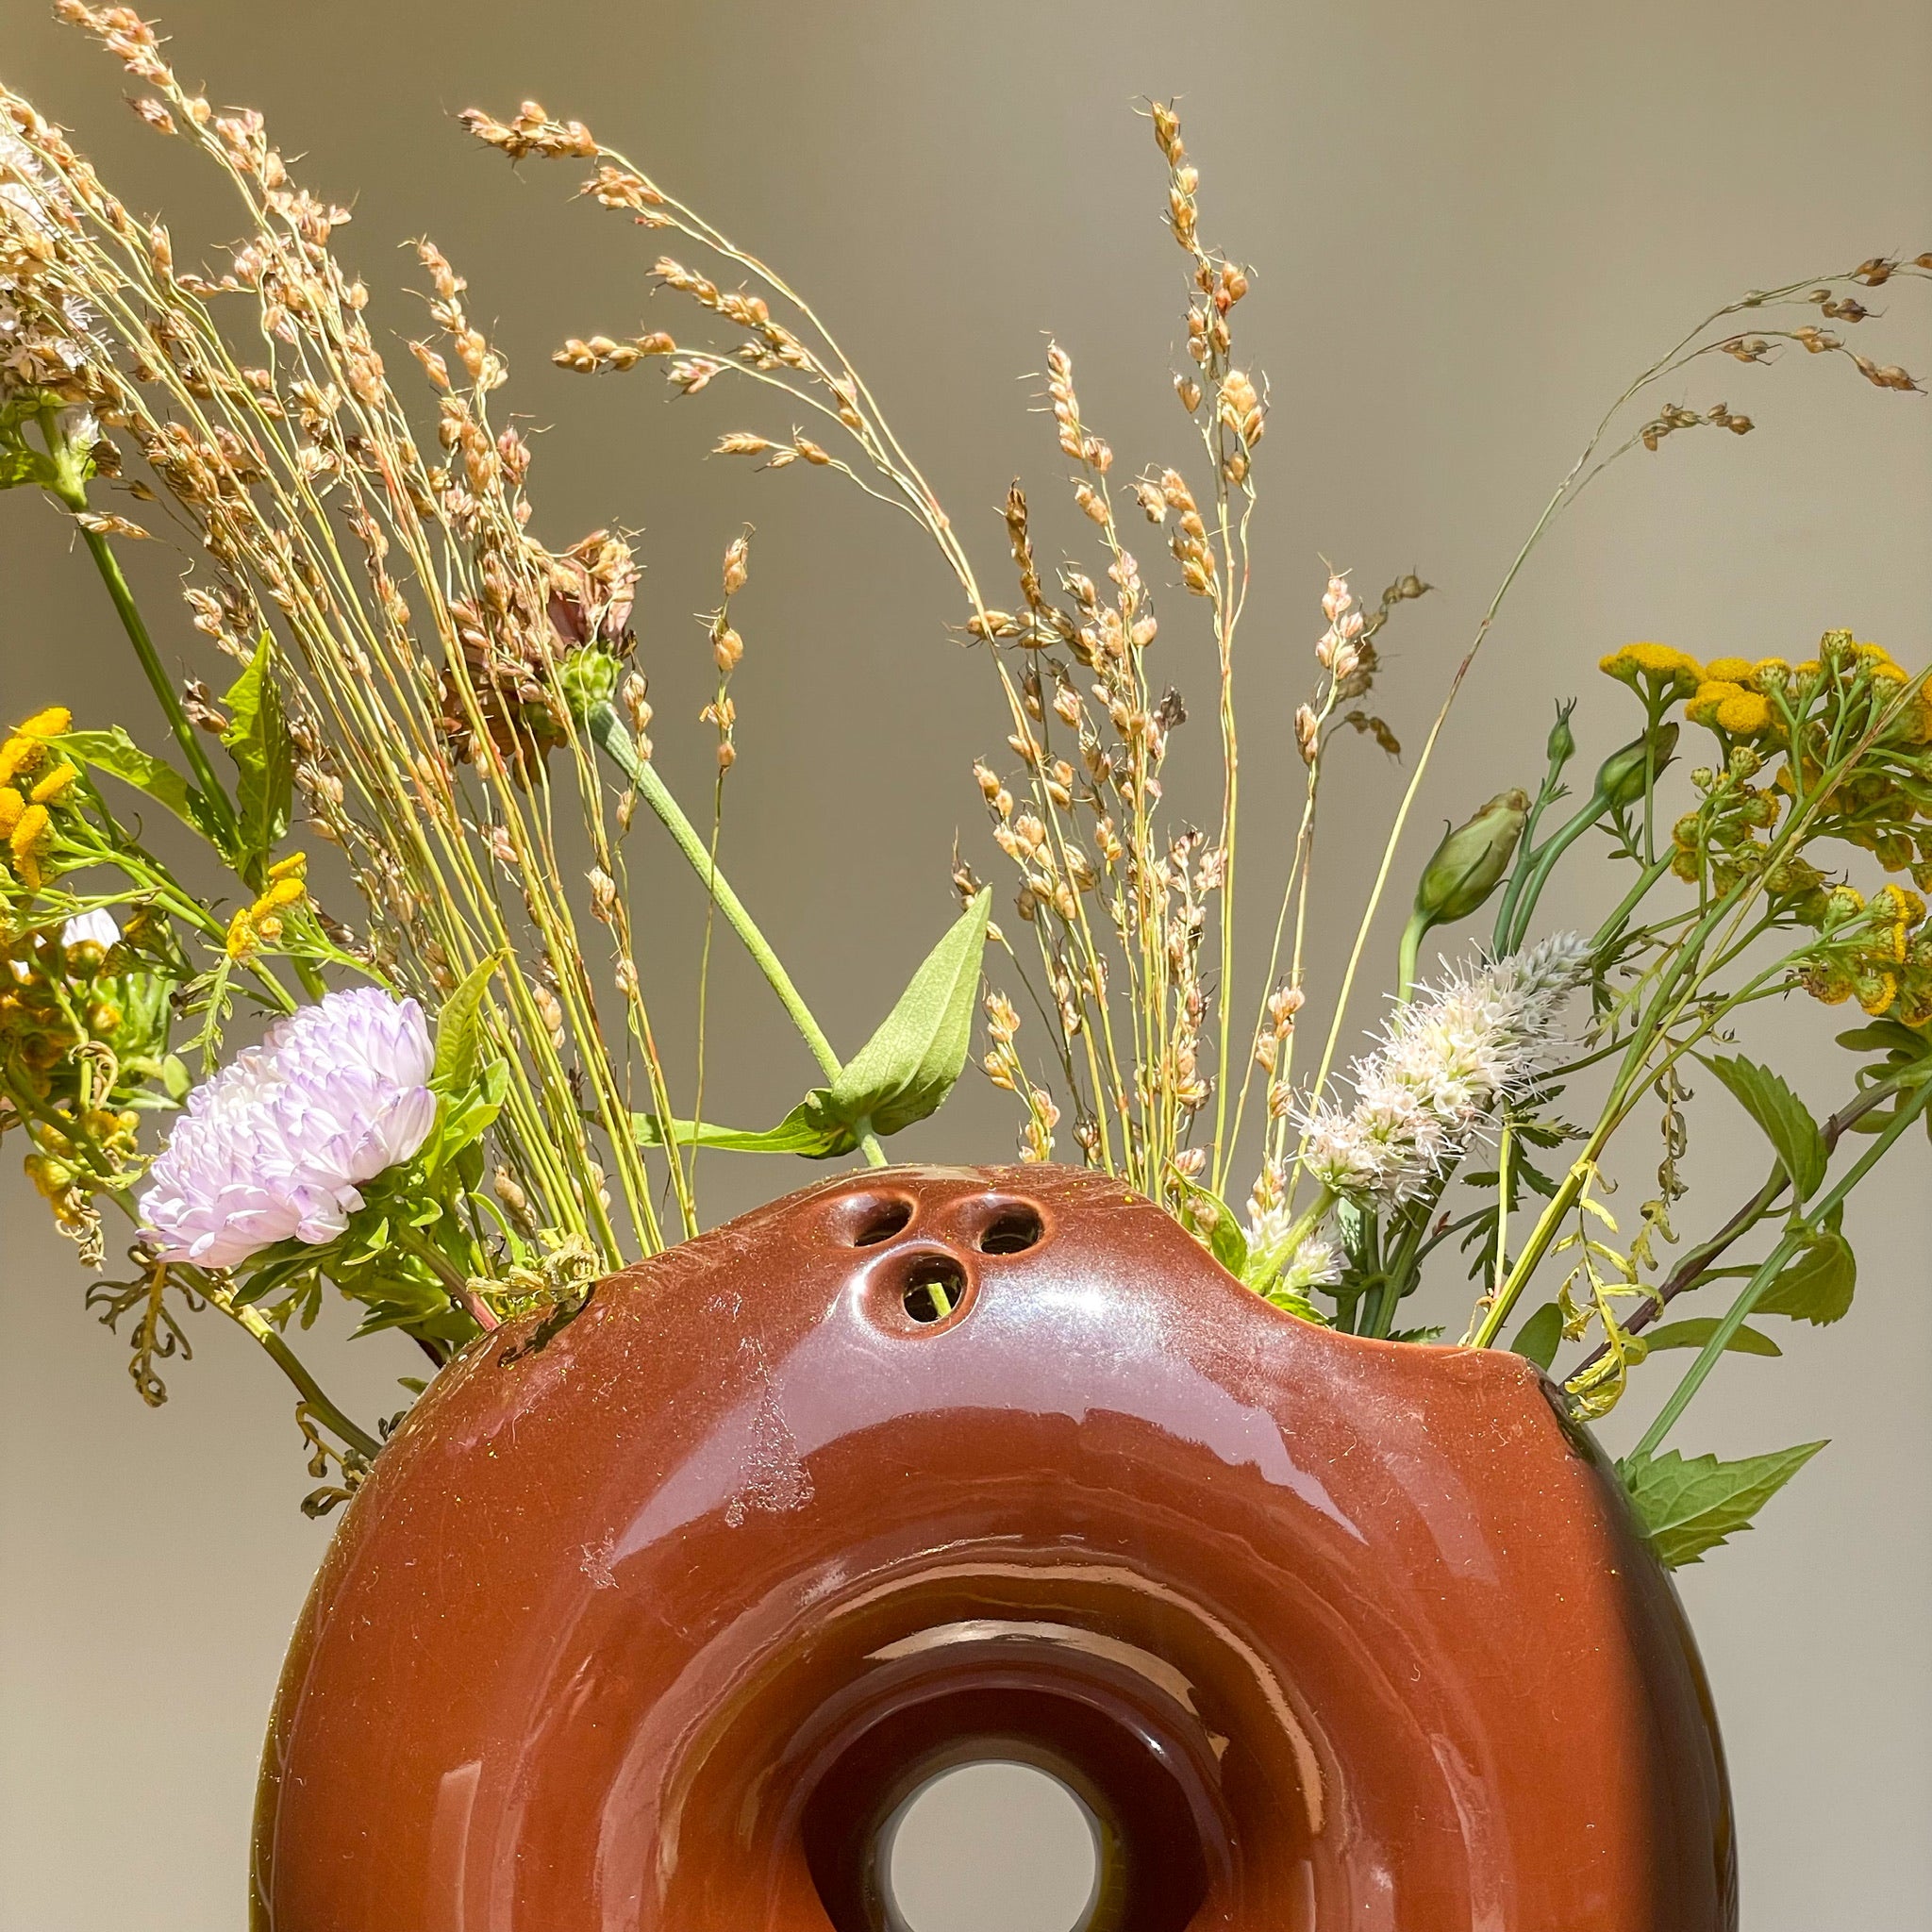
[3,0,1928,1925]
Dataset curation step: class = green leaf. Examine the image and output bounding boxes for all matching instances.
[220,635,293,881]
[1754,1230,1857,1325]
[1834,1019,1929,1057]
[1699,1054,1826,1200]
[56,728,217,839]
[0,443,44,489]
[158,1053,192,1102]
[826,890,990,1139]
[1511,1301,1564,1371]
[1641,1317,1782,1357]
[632,1093,855,1158]
[1176,1180,1248,1278]
[431,954,503,1094]
[430,1058,509,1169]
[1618,1441,1827,1569]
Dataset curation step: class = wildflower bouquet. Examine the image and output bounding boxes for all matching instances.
[4,2,1929,1577]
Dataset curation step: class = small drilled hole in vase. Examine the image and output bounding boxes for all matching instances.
[902,1256,968,1324]
[847,1198,914,1246]
[977,1204,1044,1257]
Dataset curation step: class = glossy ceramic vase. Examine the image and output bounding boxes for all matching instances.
[252,1164,1735,1930]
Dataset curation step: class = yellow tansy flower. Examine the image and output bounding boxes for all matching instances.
[0,787,23,838]
[1600,642,1704,704]
[1856,966,1900,1017]
[0,738,40,789]
[8,802,52,891]
[1873,884,1924,962]
[1703,657,1756,684]
[27,762,77,806]
[225,858,309,958]
[225,905,258,961]
[1686,680,1771,737]
[15,707,72,740]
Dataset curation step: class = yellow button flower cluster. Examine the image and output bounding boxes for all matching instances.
[0,707,77,894]
[225,852,309,961]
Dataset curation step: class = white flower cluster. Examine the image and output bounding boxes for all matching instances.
[1300,932,1591,1205]
[1241,1207,1344,1298]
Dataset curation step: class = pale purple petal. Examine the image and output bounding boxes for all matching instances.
[139,989,437,1270]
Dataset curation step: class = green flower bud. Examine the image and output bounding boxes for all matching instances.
[1545,705,1577,770]
[1413,789,1530,927]
[556,646,625,720]
[1595,723,1678,811]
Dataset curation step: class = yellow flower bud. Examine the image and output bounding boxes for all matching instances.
[28,762,77,805]
[8,803,52,891]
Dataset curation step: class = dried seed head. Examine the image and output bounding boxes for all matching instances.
[459,101,598,161]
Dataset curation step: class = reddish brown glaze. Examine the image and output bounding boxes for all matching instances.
[253,1166,1735,1931]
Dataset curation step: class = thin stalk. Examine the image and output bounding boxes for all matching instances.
[42,431,236,844]
[219,1295,385,1461]
[1492,1119,1514,1298]
[585,701,887,1167]
[392,1224,501,1332]
[1631,1081,1932,1457]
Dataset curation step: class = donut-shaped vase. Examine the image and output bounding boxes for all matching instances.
[252,1164,1735,1930]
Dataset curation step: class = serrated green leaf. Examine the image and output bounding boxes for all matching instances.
[827,890,990,1139]
[1511,1300,1563,1371]
[632,1093,854,1158]
[1641,1317,1782,1357]
[220,635,293,882]
[1700,1054,1826,1199]
[1618,1441,1826,1568]
[1754,1229,1856,1325]
[56,728,218,839]
[431,954,503,1094]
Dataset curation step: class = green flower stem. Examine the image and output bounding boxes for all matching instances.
[1495,789,1609,958]
[585,701,886,1168]
[1591,855,1675,954]
[1572,1072,1909,1383]
[40,417,238,847]
[1395,911,1425,1006]
[213,1290,385,1462]
[392,1223,500,1332]
[98,1184,382,1464]
[1630,1079,1932,1458]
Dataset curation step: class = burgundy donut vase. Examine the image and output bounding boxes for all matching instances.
[252,1164,1735,1931]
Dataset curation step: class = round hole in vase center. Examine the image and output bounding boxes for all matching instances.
[900,1255,969,1325]
[880,1760,1102,1932]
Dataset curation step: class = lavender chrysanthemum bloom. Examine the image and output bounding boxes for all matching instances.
[1301,933,1591,1204]
[140,988,436,1270]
